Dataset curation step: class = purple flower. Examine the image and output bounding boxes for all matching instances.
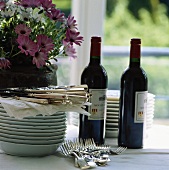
[0,1,6,10]
[28,0,41,8]
[64,30,83,46]
[0,58,11,69]
[15,0,30,8]
[15,24,31,36]
[15,0,41,8]
[40,0,55,11]
[32,51,48,68]
[36,34,54,53]
[16,35,38,56]
[66,15,78,31]
[46,8,65,22]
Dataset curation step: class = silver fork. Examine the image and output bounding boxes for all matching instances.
[93,145,127,155]
[60,141,90,169]
[109,146,127,155]
[79,138,127,155]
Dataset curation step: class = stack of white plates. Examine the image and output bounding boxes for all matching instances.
[106,90,120,138]
[0,104,66,156]
[106,90,155,138]
[145,93,155,130]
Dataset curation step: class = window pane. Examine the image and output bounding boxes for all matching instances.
[103,56,169,120]
[52,0,72,85]
[53,0,71,16]
[103,0,169,125]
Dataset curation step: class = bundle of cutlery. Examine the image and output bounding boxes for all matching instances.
[60,138,127,169]
[0,85,91,105]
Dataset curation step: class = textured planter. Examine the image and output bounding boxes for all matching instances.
[0,65,57,88]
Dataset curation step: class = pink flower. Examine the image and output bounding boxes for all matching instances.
[65,44,77,59]
[64,30,83,46]
[46,8,65,22]
[32,51,48,68]
[63,41,77,59]
[0,58,11,69]
[0,2,6,10]
[36,34,54,53]
[40,0,55,11]
[16,35,38,56]
[66,15,77,31]
[15,24,31,36]
[15,0,41,8]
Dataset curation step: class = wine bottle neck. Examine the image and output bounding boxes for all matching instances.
[89,40,101,65]
[129,43,141,67]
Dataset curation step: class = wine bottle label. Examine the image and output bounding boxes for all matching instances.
[134,91,148,123]
[88,89,107,120]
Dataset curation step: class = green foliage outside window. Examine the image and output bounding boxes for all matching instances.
[104,0,169,119]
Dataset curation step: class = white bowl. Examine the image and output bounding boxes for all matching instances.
[0,141,61,157]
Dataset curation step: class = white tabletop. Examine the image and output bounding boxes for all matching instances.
[0,124,169,170]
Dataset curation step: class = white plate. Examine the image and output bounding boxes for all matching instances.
[145,114,154,119]
[106,111,119,116]
[0,127,66,137]
[107,108,119,112]
[0,134,65,145]
[105,130,118,138]
[107,103,119,108]
[0,108,6,113]
[0,141,61,157]
[147,108,155,112]
[106,122,118,127]
[146,119,154,124]
[106,127,118,131]
[0,122,66,130]
[0,111,66,119]
[107,100,119,104]
[0,116,66,125]
[106,115,119,119]
[0,131,66,140]
[24,112,66,119]
[0,125,66,133]
[0,112,66,122]
[106,119,118,123]
[147,102,155,105]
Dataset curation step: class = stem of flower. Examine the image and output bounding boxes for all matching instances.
[11,51,21,58]
[9,45,14,57]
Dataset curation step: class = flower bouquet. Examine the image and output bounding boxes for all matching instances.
[0,0,83,88]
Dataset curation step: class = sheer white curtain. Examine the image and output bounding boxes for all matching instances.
[70,0,106,85]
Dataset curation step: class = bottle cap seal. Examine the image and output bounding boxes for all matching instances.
[130,38,141,45]
[130,38,141,59]
[91,36,101,43]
